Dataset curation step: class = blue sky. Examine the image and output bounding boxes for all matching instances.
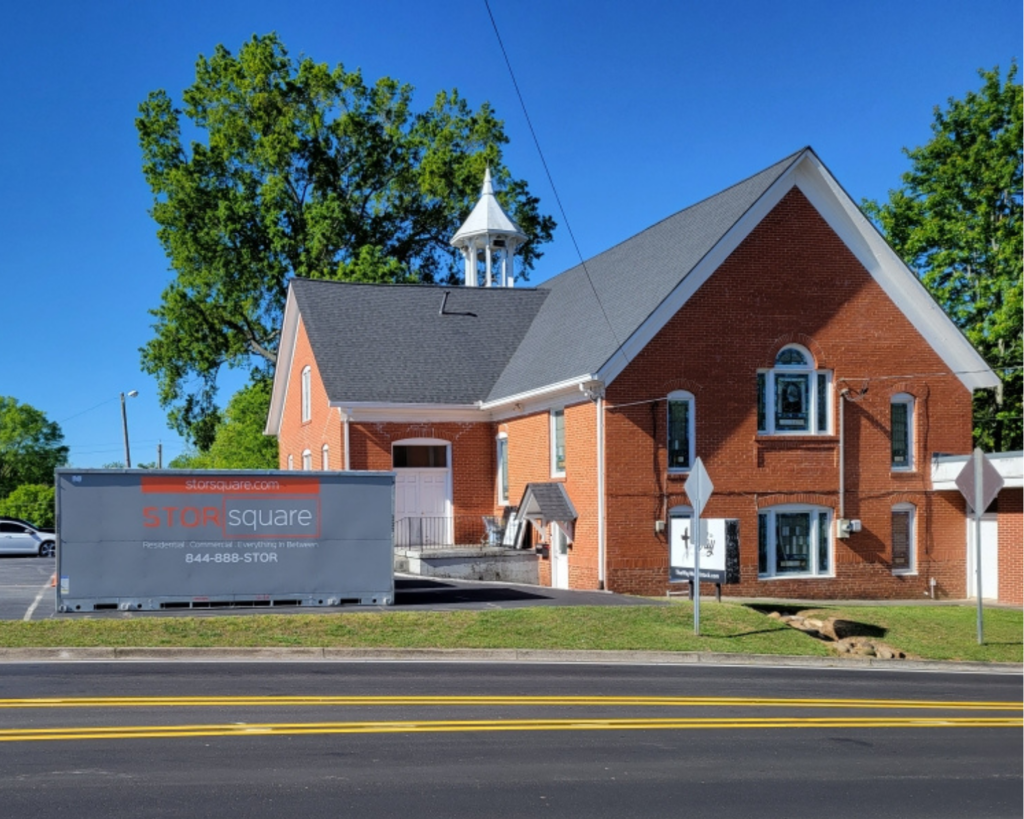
[1,0,1019,468]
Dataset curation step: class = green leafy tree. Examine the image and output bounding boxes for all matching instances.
[0,397,69,498]
[865,65,1022,451]
[202,380,279,469]
[166,381,277,470]
[137,33,556,447]
[0,484,56,529]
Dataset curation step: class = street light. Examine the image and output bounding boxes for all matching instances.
[121,390,138,468]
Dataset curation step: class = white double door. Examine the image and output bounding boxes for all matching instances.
[966,514,998,600]
[395,469,452,547]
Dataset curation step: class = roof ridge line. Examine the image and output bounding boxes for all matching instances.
[540,148,807,287]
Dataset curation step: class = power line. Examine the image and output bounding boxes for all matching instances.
[483,0,628,369]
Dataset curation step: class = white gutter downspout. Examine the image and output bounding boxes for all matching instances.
[838,390,847,520]
[343,409,351,471]
[597,395,606,590]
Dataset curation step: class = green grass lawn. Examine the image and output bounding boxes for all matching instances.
[1,603,1020,663]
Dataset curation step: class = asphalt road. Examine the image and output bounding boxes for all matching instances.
[0,556,659,621]
[0,662,1019,818]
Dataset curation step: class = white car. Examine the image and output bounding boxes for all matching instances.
[0,518,56,557]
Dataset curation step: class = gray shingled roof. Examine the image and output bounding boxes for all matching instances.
[293,150,802,405]
[486,150,802,401]
[293,281,548,404]
[518,482,579,523]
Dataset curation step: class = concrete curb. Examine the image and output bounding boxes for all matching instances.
[0,646,1019,674]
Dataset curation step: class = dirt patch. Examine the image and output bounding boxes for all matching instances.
[760,608,907,660]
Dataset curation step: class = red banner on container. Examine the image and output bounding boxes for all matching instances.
[141,476,320,495]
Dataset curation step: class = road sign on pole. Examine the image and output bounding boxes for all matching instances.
[954,449,1004,645]
[684,458,714,636]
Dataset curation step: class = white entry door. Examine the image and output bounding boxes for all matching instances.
[550,524,569,589]
[395,470,451,547]
[966,514,998,600]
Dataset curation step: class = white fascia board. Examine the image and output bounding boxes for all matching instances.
[595,150,999,394]
[265,287,300,436]
[792,154,999,393]
[932,451,1024,490]
[595,152,808,385]
[478,375,599,412]
[329,401,484,424]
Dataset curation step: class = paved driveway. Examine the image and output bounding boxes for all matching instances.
[0,560,660,621]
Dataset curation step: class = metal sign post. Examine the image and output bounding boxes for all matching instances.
[954,449,1004,645]
[684,458,713,636]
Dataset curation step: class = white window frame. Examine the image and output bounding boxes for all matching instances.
[322,444,330,471]
[301,449,312,471]
[300,366,312,423]
[890,393,914,471]
[287,454,294,471]
[757,504,834,579]
[891,503,916,575]
[666,391,695,472]
[497,432,509,505]
[757,345,831,435]
[550,408,566,478]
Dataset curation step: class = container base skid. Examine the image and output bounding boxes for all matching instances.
[57,592,394,613]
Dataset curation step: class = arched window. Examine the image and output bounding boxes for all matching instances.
[890,393,914,470]
[300,366,312,423]
[667,391,695,471]
[321,444,330,471]
[891,503,916,574]
[757,504,833,578]
[301,449,312,471]
[757,345,831,434]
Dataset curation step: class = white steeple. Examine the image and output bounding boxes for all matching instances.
[450,168,527,287]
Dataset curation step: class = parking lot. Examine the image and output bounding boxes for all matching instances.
[0,555,56,621]
[0,556,659,621]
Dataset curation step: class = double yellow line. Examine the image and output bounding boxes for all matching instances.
[0,716,1019,742]
[0,695,1020,710]
[0,696,1018,742]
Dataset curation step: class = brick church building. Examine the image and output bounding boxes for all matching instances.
[267,148,1019,602]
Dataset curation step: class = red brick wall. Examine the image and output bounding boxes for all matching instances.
[501,402,600,589]
[277,318,343,470]
[998,488,1023,605]
[602,186,974,598]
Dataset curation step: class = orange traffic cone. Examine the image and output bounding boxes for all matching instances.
[50,574,56,588]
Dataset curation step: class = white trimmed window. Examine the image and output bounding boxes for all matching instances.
[302,449,312,471]
[890,394,914,470]
[891,504,916,574]
[667,391,695,471]
[757,345,831,435]
[322,444,330,471]
[758,504,833,578]
[287,454,294,471]
[497,433,509,505]
[550,408,566,477]
[301,366,312,423]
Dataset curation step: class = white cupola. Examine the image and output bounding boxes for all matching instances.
[450,168,527,287]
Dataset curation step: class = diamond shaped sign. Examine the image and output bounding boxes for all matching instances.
[684,457,713,514]
[955,449,1004,514]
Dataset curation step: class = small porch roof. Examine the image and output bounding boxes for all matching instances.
[517,482,578,541]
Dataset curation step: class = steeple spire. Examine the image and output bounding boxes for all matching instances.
[450,168,527,287]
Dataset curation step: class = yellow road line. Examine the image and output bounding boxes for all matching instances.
[0,716,1019,742]
[0,695,1019,711]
